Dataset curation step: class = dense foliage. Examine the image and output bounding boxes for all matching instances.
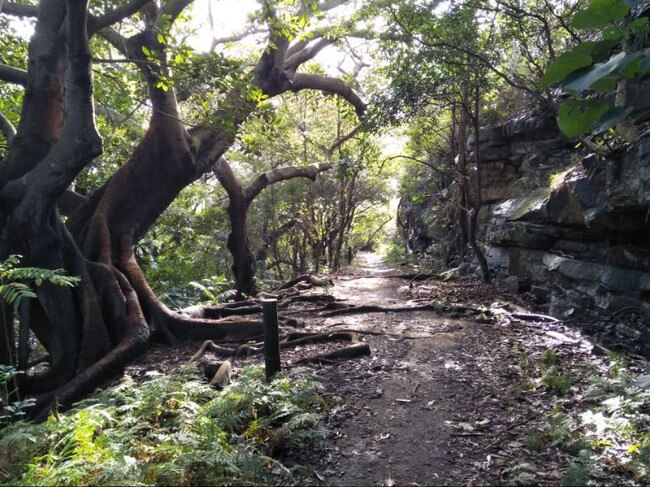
[542,0,650,137]
[0,365,329,485]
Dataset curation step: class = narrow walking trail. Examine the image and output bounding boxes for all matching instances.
[291,252,620,486]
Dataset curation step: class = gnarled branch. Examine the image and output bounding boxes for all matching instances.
[0,64,27,86]
[245,162,332,203]
[290,72,366,117]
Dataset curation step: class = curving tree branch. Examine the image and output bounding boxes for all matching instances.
[88,0,151,34]
[0,109,16,143]
[4,0,156,33]
[2,1,38,17]
[290,72,366,117]
[284,38,334,72]
[245,162,332,202]
[0,64,27,86]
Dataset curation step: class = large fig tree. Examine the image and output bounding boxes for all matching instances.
[0,0,365,419]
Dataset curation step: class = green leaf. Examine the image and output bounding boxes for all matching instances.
[561,52,637,94]
[592,106,633,133]
[142,46,151,57]
[572,0,629,30]
[590,76,617,92]
[557,99,611,137]
[540,47,593,88]
[627,16,649,31]
[602,26,626,41]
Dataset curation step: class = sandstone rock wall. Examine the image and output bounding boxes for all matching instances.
[399,111,650,356]
[482,122,650,356]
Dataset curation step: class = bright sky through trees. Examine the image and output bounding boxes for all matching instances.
[190,0,258,50]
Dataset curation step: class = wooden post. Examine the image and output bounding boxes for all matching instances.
[262,299,281,382]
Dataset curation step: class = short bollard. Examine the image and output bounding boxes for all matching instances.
[262,299,281,382]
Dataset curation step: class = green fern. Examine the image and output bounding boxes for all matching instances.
[1,364,330,485]
[0,255,80,311]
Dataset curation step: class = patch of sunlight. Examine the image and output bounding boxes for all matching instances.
[444,361,462,371]
[581,410,608,436]
[360,252,384,267]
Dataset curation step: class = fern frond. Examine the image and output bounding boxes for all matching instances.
[0,283,37,311]
[0,255,80,309]
[2,267,80,287]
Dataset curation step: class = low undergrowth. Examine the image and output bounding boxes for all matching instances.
[520,351,650,486]
[0,365,330,486]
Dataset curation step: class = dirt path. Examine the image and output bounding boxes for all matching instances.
[289,253,484,485]
[290,253,617,486]
[303,255,457,485]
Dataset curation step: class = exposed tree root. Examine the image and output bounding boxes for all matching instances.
[319,303,449,317]
[295,342,371,365]
[321,325,442,340]
[204,305,263,318]
[166,314,265,342]
[209,360,232,389]
[279,293,337,307]
[203,360,225,378]
[31,270,151,421]
[179,303,303,328]
[382,272,439,281]
[511,312,559,323]
[188,330,371,376]
[276,273,333,290]
[318,302,558,325]
[189,331,359,361]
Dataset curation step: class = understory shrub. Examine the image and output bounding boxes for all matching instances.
[0,365,328,486]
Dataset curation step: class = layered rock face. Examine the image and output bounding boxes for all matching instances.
[480,117,650,355]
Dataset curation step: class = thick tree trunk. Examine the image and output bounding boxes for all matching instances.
[227,199,258,298]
